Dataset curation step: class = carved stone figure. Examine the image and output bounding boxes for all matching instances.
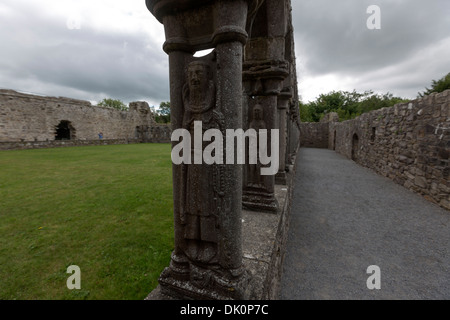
[156,44,249,299]
[247,104,266,187]
[145,0,301,300]
[242,98,279,213]
[180,60,223,265]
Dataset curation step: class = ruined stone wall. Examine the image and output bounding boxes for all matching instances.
[299,122,329,148]
[137,124,172,144]
[0,89,171,146]
[329,90,449,210]
[300,90,449,210]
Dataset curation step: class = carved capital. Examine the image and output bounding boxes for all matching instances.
[146,0,264,53]
[278,87,293,109]
[243,60,289,96]
[146,0,213,23]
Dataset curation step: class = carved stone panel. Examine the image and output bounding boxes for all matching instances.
[242,96,279,212]
[145,0,256,299]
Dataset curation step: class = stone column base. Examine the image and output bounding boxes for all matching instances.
[158,260,251,300]
[242,190,278,213]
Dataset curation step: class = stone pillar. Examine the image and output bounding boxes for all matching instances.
[145,0,255,300]
[275,90,291,185]
[242,90,281,212]
[242,0,289,212]
[287,99,301,164]
[284,0,301,166]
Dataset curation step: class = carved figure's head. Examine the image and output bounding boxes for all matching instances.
[252,104,263,121]
[187,61,210,91]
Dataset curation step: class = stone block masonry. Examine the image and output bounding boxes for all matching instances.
[0,89,172,147]
[300,89,450,211]
[300,122,329,149]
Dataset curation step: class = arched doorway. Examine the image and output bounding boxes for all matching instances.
[352,133,359,161]
[55,120,75,140]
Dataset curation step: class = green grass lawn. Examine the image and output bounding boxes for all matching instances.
[0,143,174,300]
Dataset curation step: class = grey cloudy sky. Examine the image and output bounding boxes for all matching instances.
[0,0,449,106]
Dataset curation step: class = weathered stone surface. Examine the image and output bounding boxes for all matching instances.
[242,0,300,211]
[415,176,427,188]
[146,0,254,300]
[147,161,298,300]
[300,122,329,149]
[0,138,137,151]
[320,112,339,123]
[145,0,301,300]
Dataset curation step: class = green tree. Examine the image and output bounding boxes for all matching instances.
[357,92,407,115]
[419,72,450,97]
[301,90,407,122]
[299,101,314,122]
[98,98,128,111]
[304,90,369,122]
[155,101,171,124]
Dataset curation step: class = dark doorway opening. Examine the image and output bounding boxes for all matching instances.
[371,127,376,142]
[55,121,75,140]
[352,133,359,161]
[333,130,337,151]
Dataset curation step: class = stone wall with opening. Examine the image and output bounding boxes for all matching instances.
[0,89,172,149]
[300,90,450,211]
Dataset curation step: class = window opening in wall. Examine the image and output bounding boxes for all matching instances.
[333,130,337,150]
[352,133,359,161]
[55,120,75,140]
[371,127,376,142]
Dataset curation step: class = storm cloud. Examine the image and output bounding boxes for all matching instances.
[0,0,168,106]
[0,0,449,105]
[292,0,450,101]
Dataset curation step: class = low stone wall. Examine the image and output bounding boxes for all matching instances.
[139,124,172,144]
[0,136,173,151]
[0,139,141,151]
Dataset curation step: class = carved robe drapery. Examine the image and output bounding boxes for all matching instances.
[179,60,226,265]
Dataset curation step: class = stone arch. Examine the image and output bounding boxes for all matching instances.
[352,133,359,161]
[55,120,75,140]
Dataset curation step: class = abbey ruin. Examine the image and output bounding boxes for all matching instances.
[0,89,171,150]
[0,0,448,301]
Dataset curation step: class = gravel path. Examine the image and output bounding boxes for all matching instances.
[280,148,450,300]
